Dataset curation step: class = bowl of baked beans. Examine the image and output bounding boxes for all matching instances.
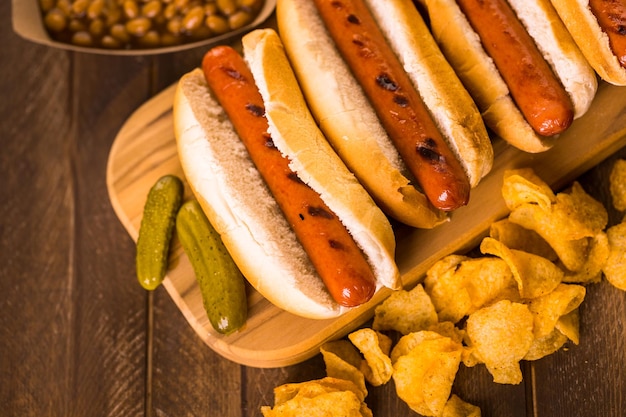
[12,0,276,55]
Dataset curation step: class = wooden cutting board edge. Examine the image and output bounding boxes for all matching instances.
[106,79,626,368]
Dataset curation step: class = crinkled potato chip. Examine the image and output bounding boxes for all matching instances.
[557,182,609,236]
[480,237,562,299]
[424,255,474,323]
[428,321,466,345]
[466,300,534,385]
[527,284,585,339]
[424,255,519,323]
[261,377,373,417]
[603,222,626,291]
[508,203,591,272]
[391,331,451,363]
[392,333,463,416]
[562,232,609,284]
[348,329,393,387]
[372,284,438,335]
[320,340,368,399]
[502,168,555,211]
[555,308,581,345]
[610,159,626,211]
[490,219,558,261]
[523,328,569,361]
[443,394,482,417]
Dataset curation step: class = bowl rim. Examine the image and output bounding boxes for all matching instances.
[12,0,277,56]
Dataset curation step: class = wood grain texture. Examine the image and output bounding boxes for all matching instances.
[106,77,626,368]
[3,1,625,416]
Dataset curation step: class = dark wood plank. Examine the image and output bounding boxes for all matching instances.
[0,6,76,414]
[69,51,154,416]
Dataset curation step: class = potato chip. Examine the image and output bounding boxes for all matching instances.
[508,202,591,272]
[320,340,368,399]
[527,283,585,339]
[391,332,463,416]
[555,308,580,345]
[465,300,534,384]
[424,255,519,323]
[424,255,474,323]
[372,284,438,335]
[390,330,449,363]
[428,321,466,345]
[502,168,555,211]
[348,329,393,387]
[562,232,609,284]
[480,237,562,299]
[523,328,568,361]
[490,219,558,261]
[261,377,372,417]
[443,394,482,417]
[609,158,626,211]
[603,222,626,291]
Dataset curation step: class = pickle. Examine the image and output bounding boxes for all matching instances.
[176,199,248,335]
[136,175,184,290]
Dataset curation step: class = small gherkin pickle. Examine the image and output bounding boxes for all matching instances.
[136,175,184,290]
[176,200,248,335]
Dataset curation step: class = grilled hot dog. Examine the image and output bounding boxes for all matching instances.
[423,0,598,152]
[202,46,376,307]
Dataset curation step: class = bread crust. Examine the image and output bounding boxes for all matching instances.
[550,0,626,86]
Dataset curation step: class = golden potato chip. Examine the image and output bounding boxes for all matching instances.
[490,219,558,261]
[465,300,534,385]
[320,340,367,399]
[480,237,562,299]
[428,321,466,345]
[610,159,626,211]
[523,328,568,361]
[562,232,609,284]
[458,257,520,307]
[527,283,585,339]
[424,255,474,323]
[555,308,580,345]
[372,284,438,335]
[502,168,555,211]
[271,377,364,406]
[443,394,482,417]
[261,377,372,417]
[392,333,463,416]
[424,255,519,323]
[348,329,393,387]
[390,330,449,363]
[603,222,626,291]
[508,202,591,272]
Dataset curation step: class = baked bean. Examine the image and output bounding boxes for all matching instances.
[40,0,266,50]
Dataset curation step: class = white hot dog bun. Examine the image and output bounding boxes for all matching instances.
[173,29,400,320]
[277,0,494,228]
[549,0,626,86]
[422,0,598,153]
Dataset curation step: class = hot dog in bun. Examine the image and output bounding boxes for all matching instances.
[173,28,400,320]
[421,0,598,153]
[549,0,626,86]
[276,0,494,228]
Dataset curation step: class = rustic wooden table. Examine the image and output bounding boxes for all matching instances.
[1,2,625,416]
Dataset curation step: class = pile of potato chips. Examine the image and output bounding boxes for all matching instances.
[261,163,626,417]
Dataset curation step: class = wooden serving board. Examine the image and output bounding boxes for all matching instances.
[107,79,626,368]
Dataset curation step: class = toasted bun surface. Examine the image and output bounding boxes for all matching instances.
[423,0,598,153]
[549,0,626,86]
[241,28,400,291]
[276,0,447,228]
